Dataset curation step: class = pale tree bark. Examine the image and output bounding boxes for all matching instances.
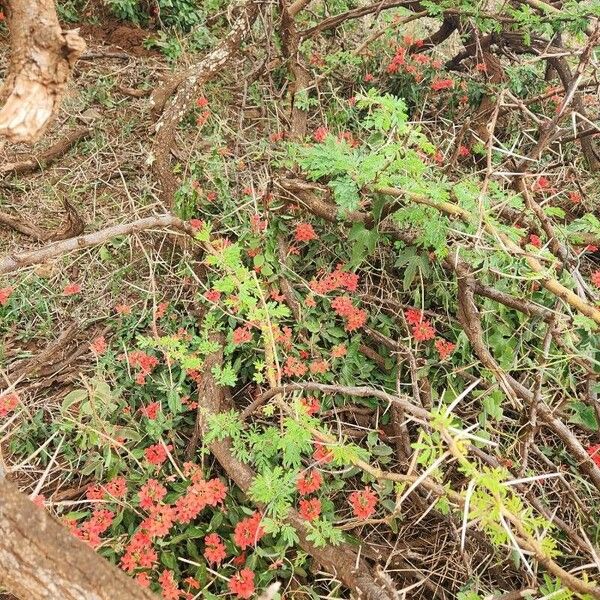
[0,480,159,600]
[0,0,85,143]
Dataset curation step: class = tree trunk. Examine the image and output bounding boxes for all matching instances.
[0,480,158,600]
[0,0,85,143]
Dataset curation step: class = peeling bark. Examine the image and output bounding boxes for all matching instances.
[0,480,158,600]
[0,0,86,143]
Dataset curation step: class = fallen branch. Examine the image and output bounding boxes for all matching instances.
[0,127,91,175]
[0,214,192,275]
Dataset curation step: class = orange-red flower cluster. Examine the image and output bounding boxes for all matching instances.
[296,470,323,495]
[0,286,13,305]
[229,568,255,599]
[349,487,378,519]
[310,264,358,295]
[233,511,265,549]
[331,296,367,332]
[299,497,321,521]
[204,532,227,565]
[124,350,159,385]
[0,392,19,418]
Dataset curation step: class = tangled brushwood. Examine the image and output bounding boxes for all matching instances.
[0,0,600,599]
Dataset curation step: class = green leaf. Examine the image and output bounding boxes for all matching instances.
[329,177,360,213]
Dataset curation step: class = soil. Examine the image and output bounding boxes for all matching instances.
[78,20,159,57]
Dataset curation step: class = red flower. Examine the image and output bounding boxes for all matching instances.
[229,568,255,599]
[135,572,151,588]
[90,336,107,355]
[105,476,127,499]
[138,479,167,509]
[159,570,180,600]
[411,320,435,342]
[588,445,600,468]
[204,289,221,303]
[313,444,334,464]
[141,401,160,420]
[300,396,320,415]
[458,145,470,157]
[196,96,209,108]
[0,286,13,306]
[155,302,169,319]
[299,497,321,521]
[349,487,378,519]
[535,176,550,190]
[283,356,308,378]
[330,344,346,358]
[295,222,317,242]
[313,127,329,143]
[309,359,329,374]
[529,234,542,248]
[435,339,456,360]
[234,512,265,549]
[569,191,582,204]
[591,271,600,288]
[431,78,454,91]
[310,264,359,294]
[189,218,204,230]
[405,308,423,325]
[296,470,323,495]
[125,350,159,385]
[63,282,82,296]
[475,62,488,72]
[144,443,172,467]
[141,504,175,538]
[364,72,375,82]
[204,532,227,565]
[0,392,19,418]
[232,327,253,345]
[115,303,132,315]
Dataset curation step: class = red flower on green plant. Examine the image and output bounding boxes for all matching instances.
[138,479,167,509]
[228,568,255,599]
[299,497,321,521]
[300,396,320,415]
[204,289,221,303]
[158,569,180,600]
[349,487,378,519]
[296,470,323,495]
[529,234,542,248]
[90,335,107,355]
[295,222,317,242]
[313,444,334,464]
[435,339,456,360]
[204,532,227,565]
[144,443,171,467]
[411,320,435,342]
[234,511,265,549]
[0,392,19,418]
[313,127,328,142]
[0,286,13,306]
[232,327,253,345]
[431,78,454,91]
